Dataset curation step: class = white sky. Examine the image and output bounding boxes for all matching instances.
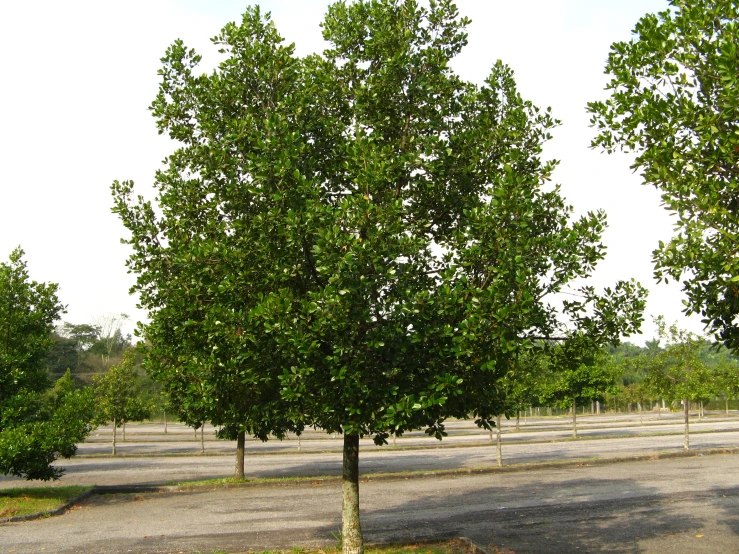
[0,0,703,344]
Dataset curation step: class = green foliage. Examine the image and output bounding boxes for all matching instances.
[113,0,646,446]
[539,343,618,410]
[588,0,739,351]
[46,331,79,375]
[0,249,94,480]
[642,318,715,403]
[93,350,151,427]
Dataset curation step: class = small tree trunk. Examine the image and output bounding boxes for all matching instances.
[194,427,197,440]
[547,407,552,417]
[200,425,205,454]
[164,410,168,434]
[298,433,302,452]
[122,421,126,442]
[684,399,690,451]
[515,411,520,431]
[699,401,703,421]
[234,430,245,479]
[596,401,600,415]
[726,398,729,415]
[496,415,503,467]
[572,398,578,439]
[392,434,397,447]
[342,433,363,554]
[112,418,117,456]
[488,428,493,444]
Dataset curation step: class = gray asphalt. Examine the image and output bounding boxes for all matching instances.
[2,417,739,489]
[2,453,738,553]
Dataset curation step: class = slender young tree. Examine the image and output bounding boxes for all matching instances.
[93,351,151,455]
[643,318,712,450]
[540,344,618,439]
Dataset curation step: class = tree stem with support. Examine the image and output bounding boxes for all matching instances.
[572,398,578,439]
[684,399,690,451]
[496,415,503,467]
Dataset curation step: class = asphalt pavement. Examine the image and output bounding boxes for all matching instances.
[2,413,739,553]
[2,452,738,553]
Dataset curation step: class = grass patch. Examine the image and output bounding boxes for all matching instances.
[253,539,482,554]
[175,476,252,487]
[365,539,480,554]
[0,485,91,518]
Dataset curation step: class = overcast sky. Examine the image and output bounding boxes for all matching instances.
[0,0,702,344]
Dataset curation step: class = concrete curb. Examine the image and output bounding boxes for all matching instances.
[0,488,95,524]
[174,445,739,490]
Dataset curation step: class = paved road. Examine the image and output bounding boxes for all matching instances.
[2,418,739,489]
[75,413,739,456]
[2,453,738,553]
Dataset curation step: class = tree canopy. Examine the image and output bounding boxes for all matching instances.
[588,0,739,350]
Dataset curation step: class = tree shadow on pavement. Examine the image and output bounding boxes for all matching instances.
[350,475,734,554]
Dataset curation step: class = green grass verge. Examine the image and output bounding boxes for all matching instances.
[0,485,92,519]
[231,538,481,554]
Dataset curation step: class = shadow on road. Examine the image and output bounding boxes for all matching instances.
[354,475,739,553]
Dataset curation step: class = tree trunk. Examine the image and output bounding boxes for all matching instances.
[122,421,126,441]
[392,434,396,447]
[342,433,363,554]
[572,398,578,439]
[726,398,730,415]
[515,411,520,431]
[112,418,117,456]
[200,425,205,454]
[699,401,703,421]
[547,407,552,417]
[596,401,600,415]
[496,415,503,467]
[298,433,302,451]
[488,428,493,444]
[684,399,690,451]
[234,430,245,479]
[164,410,168,434]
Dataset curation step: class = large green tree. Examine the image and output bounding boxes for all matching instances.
[0,248,94,480]
[113,2,645,551]
[588,0,739,349]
